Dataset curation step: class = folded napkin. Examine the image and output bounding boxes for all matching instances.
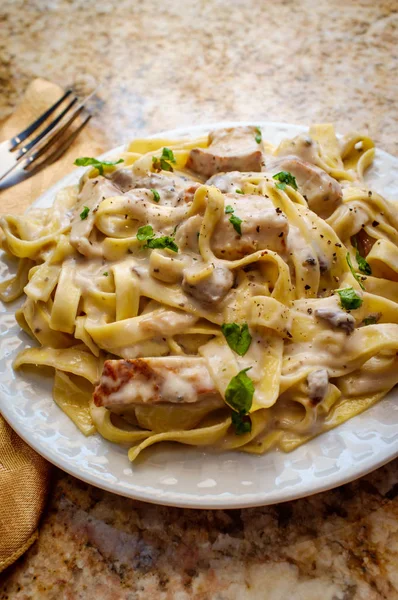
[0,78,106,572]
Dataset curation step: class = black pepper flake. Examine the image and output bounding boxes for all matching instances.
[372,220,379,227]
[320,234,324,238]
[275,207,282,214]
[368,191,372,197]
[256,226,260,233]
[335,243,342,247]
[327,240,331,245]
[307,308,313,315]
[305,257,316,266]
[305,284,311,290]
[286,331,293,339]
[278,232,284,237]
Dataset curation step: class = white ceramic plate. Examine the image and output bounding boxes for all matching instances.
[1,121,398,509]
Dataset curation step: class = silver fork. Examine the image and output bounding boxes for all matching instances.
[0,89,93,184]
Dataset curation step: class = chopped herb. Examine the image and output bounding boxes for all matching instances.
[235,189,244,194]
[225,367,254,418]
[356,253,372,276]
[363,314,380,326]
[231,411,252,435]
[225,205,235,214]
[254,126,262,144]
[346,252,365,290]
[229,214,243,235]
[273,171,298,191]
[352,237,372,275]
[74,157,124,175]
[152,147,176,172]
[221,323,252,356]
[80,206,90,220]
[136,225,154,241]
[136,224,179,252]
[146,236,179,253]
[336,287,363,310]
[151,189,160,203]
[103,272,109,276]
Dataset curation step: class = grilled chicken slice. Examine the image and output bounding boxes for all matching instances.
[111,169,200,206]
[182,263,234,305]
[270,156,342,218]
[94,357,220,407]
[212,192,288,260]
[187,127,264,178]
[276,133,320,164]
[206,171,248,193]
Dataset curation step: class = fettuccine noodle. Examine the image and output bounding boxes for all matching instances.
[1,124,397,462]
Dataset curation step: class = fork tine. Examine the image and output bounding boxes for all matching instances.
[25,114,92,175]
[0,88,98,183]
[24,105,85,166]
[10,89,73,150]
[16,97,78,158]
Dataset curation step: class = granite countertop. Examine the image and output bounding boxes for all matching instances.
[1,0,398,598]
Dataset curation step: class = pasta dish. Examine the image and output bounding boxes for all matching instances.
[1,124,398,462]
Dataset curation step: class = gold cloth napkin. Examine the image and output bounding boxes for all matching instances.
[0,78,106,572]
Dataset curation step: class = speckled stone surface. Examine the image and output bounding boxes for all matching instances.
[1,0,398,598]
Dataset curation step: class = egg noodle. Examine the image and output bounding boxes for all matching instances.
[1,124,398,462]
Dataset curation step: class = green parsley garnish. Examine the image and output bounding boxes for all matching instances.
[363,314,380,326]
[136,225,154,241]
[136,225,178,253]
[229,214,243,235]
[356,253,372,275]
[152,147,176,172]
[221,323,252,356]
[336,287,363,310]
[103,272,109,277]
[254,126,262,144]
[225,368,254,435]
[80,206,90,220]
[346,252,365,290]
[273,171,298,191]
[74,157,124,175]
[225,205,234,214]
[146,236,178,253]
[231,411,252,435]
[352,238,372,275]
[151,189,160,203]
[235,189,244,194]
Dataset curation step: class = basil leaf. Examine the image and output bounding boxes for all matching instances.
[221,323,252,356]
[136,225,154,241]
[146,236,179,253]
[231,411,252,435]
[254,126,262,144]
[79,206,90,220]
[273,171,298,191]
[74,157,124,175]
[235,189,244,194]
[336,287,363,310]
[225,205,234,214]
[346,253,365,290]
[151,189,160,203]
[229,214,242,235]
[225,368,254,415]
[103,272,109,276]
